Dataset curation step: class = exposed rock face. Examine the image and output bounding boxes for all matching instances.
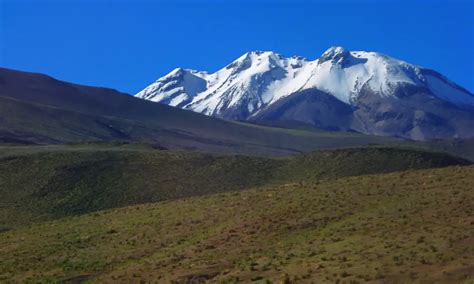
[136,47,474,140]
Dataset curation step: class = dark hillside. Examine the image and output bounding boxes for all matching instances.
[0,144,469,229]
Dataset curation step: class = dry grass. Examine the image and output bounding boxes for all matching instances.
[1,165,473,283]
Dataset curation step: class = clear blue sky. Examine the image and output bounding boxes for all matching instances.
[1,0,473,94]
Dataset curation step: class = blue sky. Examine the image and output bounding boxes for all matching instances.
[1,0,473,94]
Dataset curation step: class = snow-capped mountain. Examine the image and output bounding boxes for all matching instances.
[136,47,474,140]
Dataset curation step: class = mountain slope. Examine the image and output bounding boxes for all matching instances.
[137,47,474,140]
[0,67,411,156]
[1,165,473,282]
[0,144,469,229]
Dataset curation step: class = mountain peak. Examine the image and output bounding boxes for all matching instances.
[137,47,474,140]
[246,50,272,55]
[319,46,350,64]
[162,67,206,80]
[237,50,279,61]
[323,46,348,54]
[168,67,184,75]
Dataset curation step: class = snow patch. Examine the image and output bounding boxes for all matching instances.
[136,47,473,118]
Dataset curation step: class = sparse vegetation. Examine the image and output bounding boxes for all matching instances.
[0,144,472,282]
[0,144,468,228]
[0,165,473,282]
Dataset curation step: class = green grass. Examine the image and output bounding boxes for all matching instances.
[0,165,473,283]
[0,144,469,229]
